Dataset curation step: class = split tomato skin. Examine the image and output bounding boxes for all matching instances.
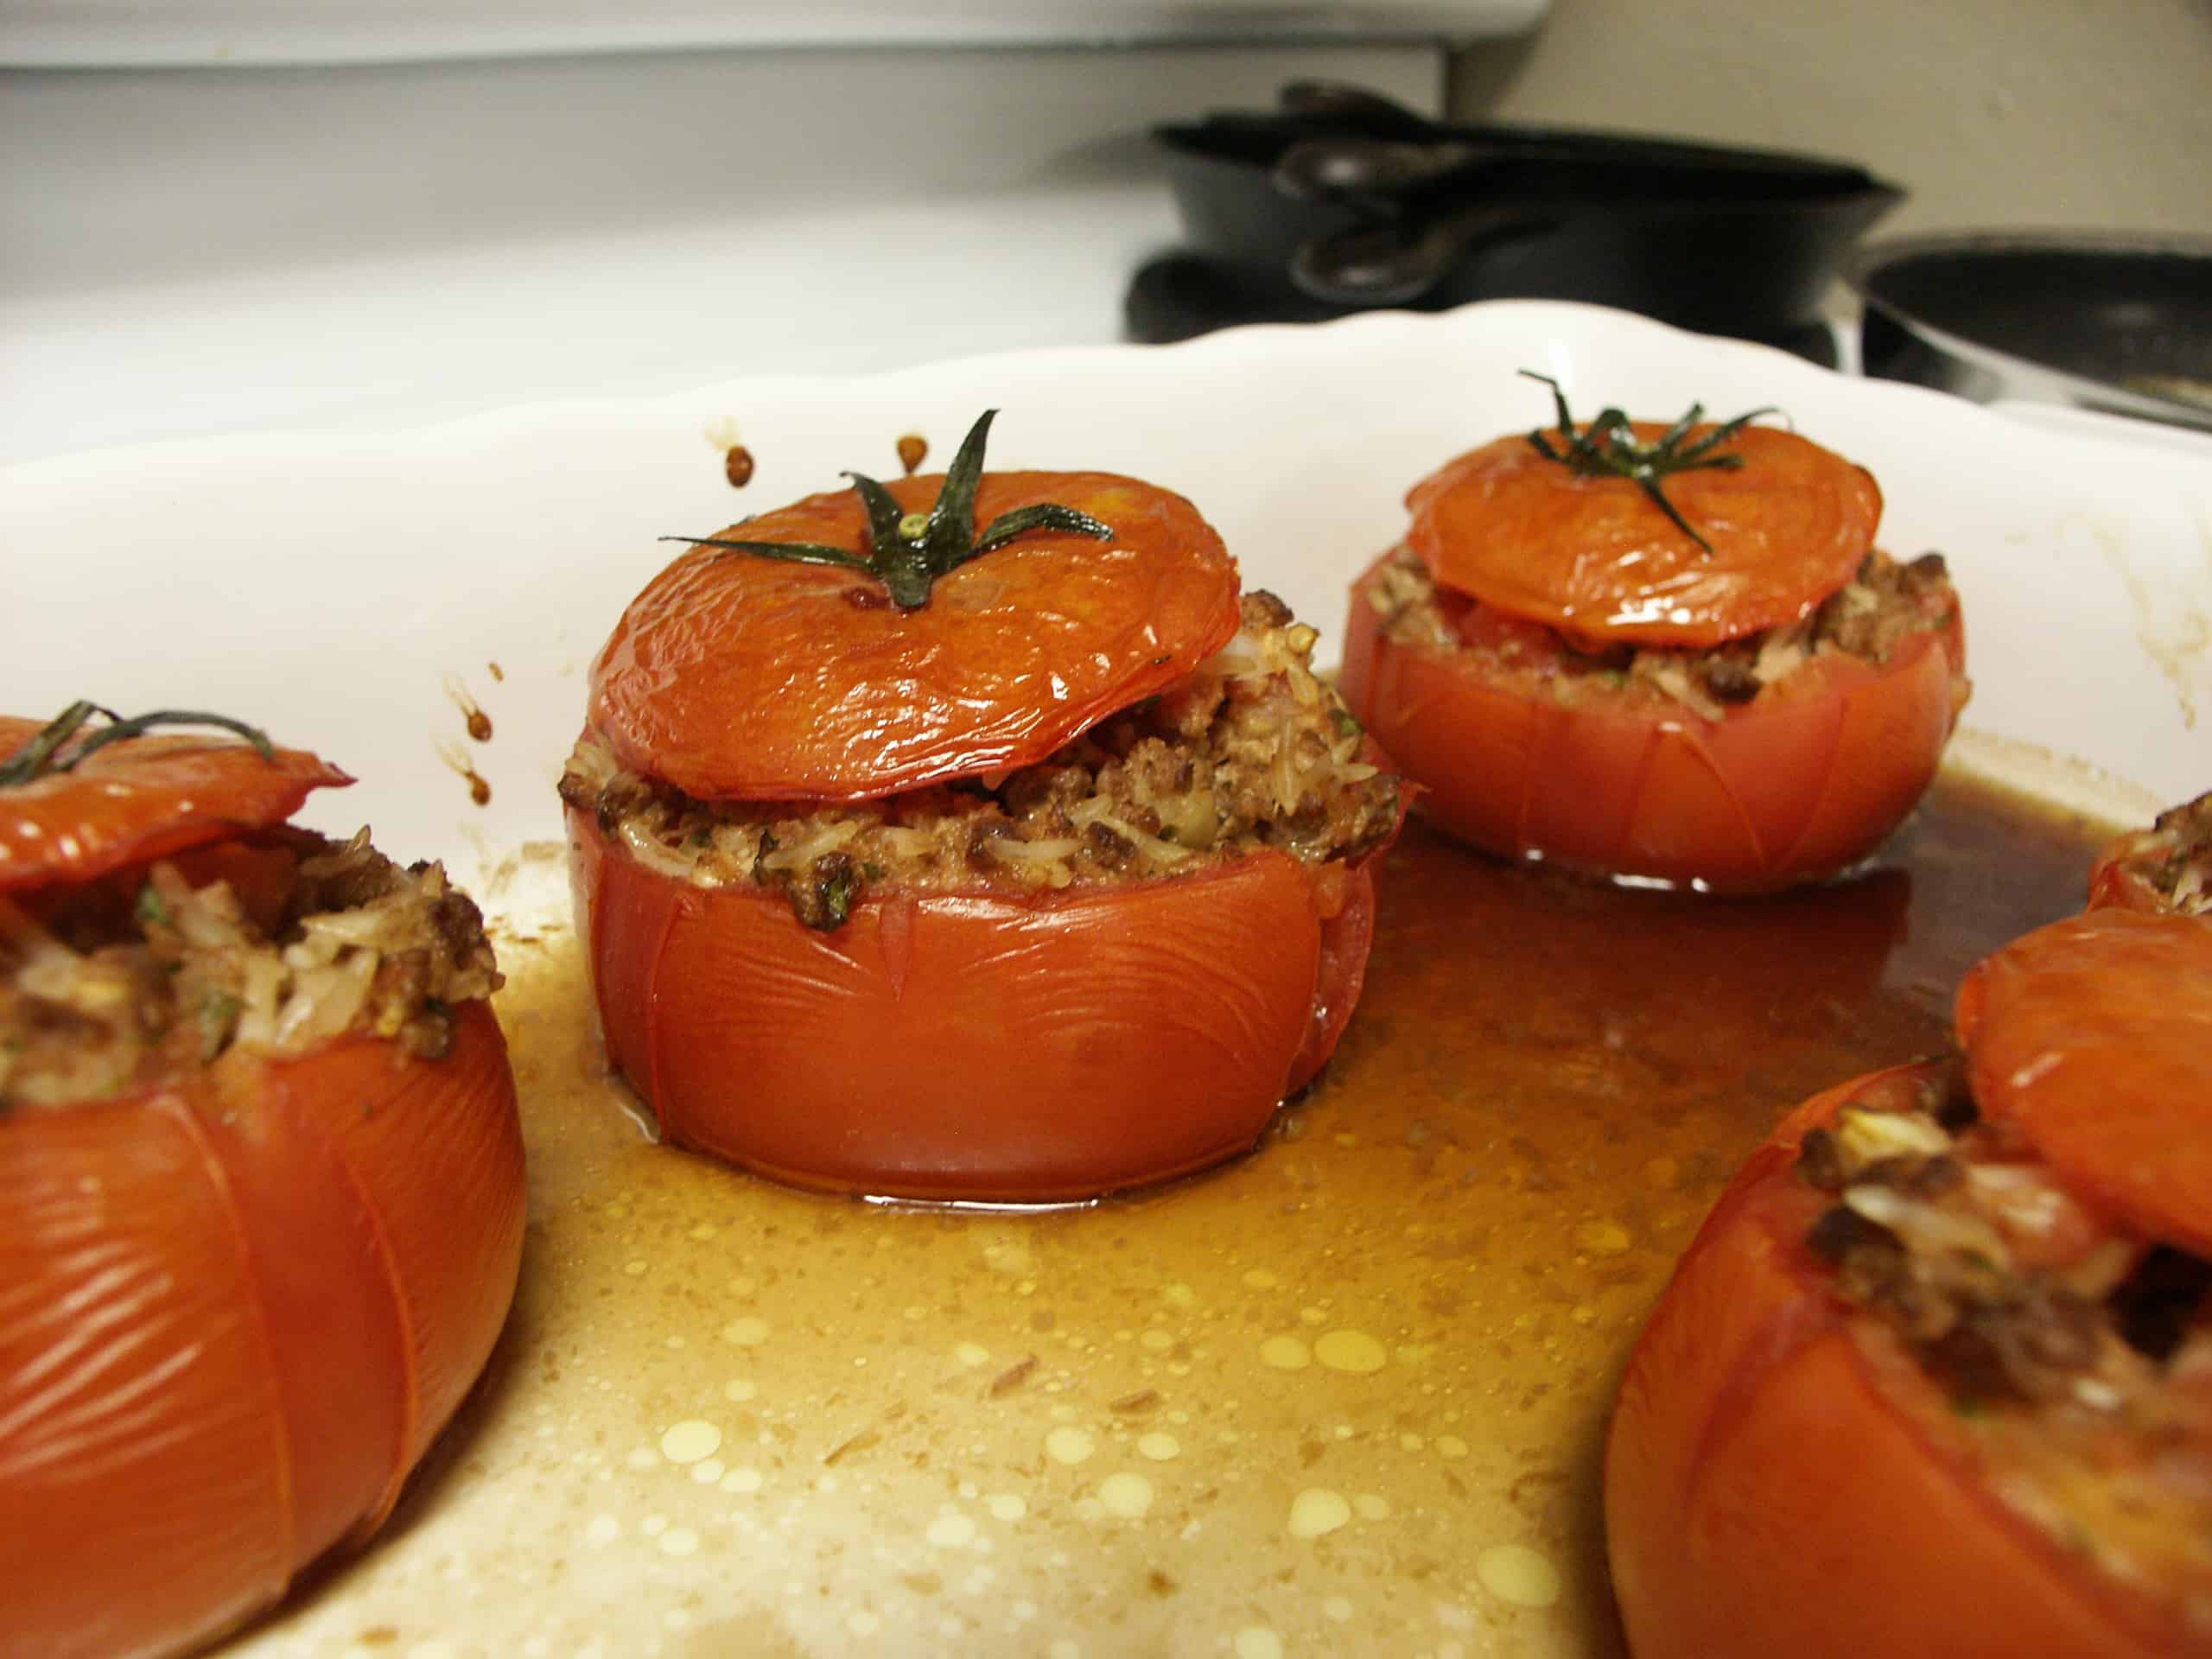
[2084,818,2161,916]
[567,808,1374,1203]
[590,470,1243,802]
[0,1001,524,1659]
[1606,1063,2205,1659]
[2086,791,2211,916]
[1338,552,1967,891]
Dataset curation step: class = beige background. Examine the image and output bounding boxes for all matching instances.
[1450,0,2212,236]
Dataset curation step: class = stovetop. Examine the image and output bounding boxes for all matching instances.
[1123,251,1845,366]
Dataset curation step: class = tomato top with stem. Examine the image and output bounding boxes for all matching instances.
[1405,390,1882,650]
[591,457,1242,801]
[0,707,351,892]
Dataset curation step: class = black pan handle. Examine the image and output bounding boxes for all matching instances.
[1291,202,1552,306]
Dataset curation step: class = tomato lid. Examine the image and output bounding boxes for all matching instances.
[591,468,1243,801]
[1404,421,1881,648]
[0,712,352,891]
[1955,907,2212,1255]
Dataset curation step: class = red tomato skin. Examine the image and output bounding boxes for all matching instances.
[0,718,352,891]
[1404,423,1882,648]
[1338,553,1967,891]
[590,471,1243,803]
[1282,853,1379,1098]
[1955,907,2212,1259]
[0,1000,524,1659]
[567,808,1373,1202]
[1606,1063,2207,1659]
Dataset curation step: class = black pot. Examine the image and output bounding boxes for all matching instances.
[1132,86,1903,351]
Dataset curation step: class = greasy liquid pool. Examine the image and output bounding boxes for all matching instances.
[230,773,2119,1659]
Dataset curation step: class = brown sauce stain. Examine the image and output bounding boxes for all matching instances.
[330,771,2118,1656]
[897,433,928,477]
[433,739,492,808]
[2090,514,2211,729]
[443,674,493,742]
[486,662,505,684]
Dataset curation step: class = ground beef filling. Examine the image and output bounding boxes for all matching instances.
[1368,545,1961,721]
[1,828,502,1110]
[563,593,1402,931]
[1799,1063,2211,1607]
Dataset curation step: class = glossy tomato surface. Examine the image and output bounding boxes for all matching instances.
[0,715,352,888]
[1404,423,1881,649]
[1955,907,2212,1258]
[567,809,1375,1202]
[0,727,525,1659]
[590,470,1242,802]
[1606,1063,2209,1659]
[1338,553,1967,891]
[1,1006,524,1659]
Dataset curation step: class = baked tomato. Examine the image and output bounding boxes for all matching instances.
[2088,788,2211,917]
[1607,912,2212,1659]
[1340,377,1970,891]
[565,411,1401,1202]
[0,707,526,1659]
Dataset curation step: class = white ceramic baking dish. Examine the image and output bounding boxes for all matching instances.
[4,300,2207,1657]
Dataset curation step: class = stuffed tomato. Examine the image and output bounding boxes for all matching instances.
[1339,375,1970,891]
[563,411,1402,1203]
[2089,788,2210,916]
[0,705,525,1659]
[1606,906,2212,1658]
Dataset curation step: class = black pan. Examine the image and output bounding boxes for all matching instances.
[1849,232,2212,431]
[1141,81,1903,346]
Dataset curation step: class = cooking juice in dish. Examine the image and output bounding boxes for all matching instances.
[233,769,2122,1658]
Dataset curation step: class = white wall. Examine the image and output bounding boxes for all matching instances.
[1452,0,2212,236]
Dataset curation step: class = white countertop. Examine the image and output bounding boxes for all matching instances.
[0,0,1542,65]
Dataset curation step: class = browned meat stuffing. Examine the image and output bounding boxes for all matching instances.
[1367,545,1960,721]
[563,592,1401,931]
[1797,1060,2209,1412]
[2,829,501,1110]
